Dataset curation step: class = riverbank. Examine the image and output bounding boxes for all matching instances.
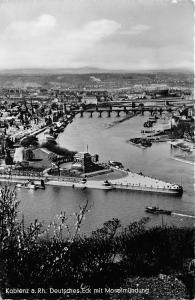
[45,167,183,195]
[9,123,48,142]
[168,139,194,153]
[0,165,183,195]
[171,156,194,166]
[14,114,193,232]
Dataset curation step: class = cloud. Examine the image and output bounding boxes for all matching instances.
[3,14,56,39]
[68,19,121,43]
[120,24,151,35]
[0,17,121,68]
[0,0,192,70]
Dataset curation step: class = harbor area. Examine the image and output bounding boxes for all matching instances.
[0,161,183,195]
[44,166,183,195]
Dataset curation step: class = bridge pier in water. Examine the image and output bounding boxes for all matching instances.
[107,110,111,117]
[89,111,93,118]
[98,111,102,118]
[80,111,84,117]
[117,111,120,117]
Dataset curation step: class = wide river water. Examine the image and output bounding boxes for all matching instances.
[17,112,194,233]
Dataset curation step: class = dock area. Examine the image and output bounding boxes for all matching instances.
[45,168,182,195]
[0,167,182,195]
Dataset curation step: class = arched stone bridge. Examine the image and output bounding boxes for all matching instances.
[71,105,177,118]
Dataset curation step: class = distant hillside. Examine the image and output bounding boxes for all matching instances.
[0,69,193,89]
[0,67,193,75]
[0,67,113,75]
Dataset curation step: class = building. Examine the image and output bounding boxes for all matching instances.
[81,96,97,105]
[71,152,100,173]
[13,147,24,163]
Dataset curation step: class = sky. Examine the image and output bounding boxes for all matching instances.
[0,0,193,71]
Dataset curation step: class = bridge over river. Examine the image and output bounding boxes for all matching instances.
[66,96,193,117]
[72,105,183,118]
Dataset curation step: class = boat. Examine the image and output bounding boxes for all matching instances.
[144,121,153,128]
[16,181,38,190]
[16,179,45,190]
[145,206,172,215]
[80,178,87,184]
[108,160,124,168]
[129,138,152,148]
[102,180,113,190]
[141,139,152,147]
[36,179,46,190]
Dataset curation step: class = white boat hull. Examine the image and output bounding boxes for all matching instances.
[16,183,37,190]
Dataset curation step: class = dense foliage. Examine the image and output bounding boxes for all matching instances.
[42,141,76,157]
[20,136,39,148]
[0,185,194,299]
[171,120,194,140]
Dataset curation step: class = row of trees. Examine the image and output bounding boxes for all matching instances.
[42,141,76,157]
[0,185,194,299]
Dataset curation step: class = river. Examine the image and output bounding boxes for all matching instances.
[17,112,194,233]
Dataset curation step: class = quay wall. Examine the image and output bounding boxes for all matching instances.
[0,174,44,182]
[112,183,181,194]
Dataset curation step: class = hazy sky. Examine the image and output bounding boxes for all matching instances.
[0,0,193,70]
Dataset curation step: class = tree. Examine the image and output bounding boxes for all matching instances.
[171,120,194,140]
[21,136,39,148]
[5,149,13,165]
[48,152,57,162]
[0,185,194,298]
[0,186,89,294]
[5,137,14,149]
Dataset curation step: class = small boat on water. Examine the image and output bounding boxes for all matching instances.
[108,160,124,169]
[144,121,153,128]
[145,206,172,215]
[16,181,38,190]
[102,180,113,190]
[129,138,152,148]
[16,179,45,190]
